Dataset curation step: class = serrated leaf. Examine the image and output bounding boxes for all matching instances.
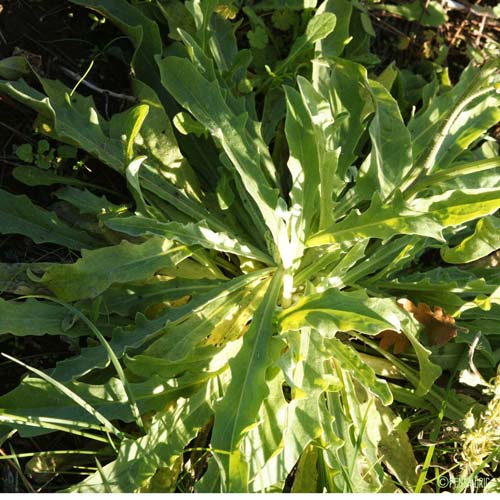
[0,188,101,250]
[41,236,192,301]
[441,216,500,264]
[0,298,86,337]
[271,9,297,31]
[247,27,268,50]
[276,12,336,73]
[307,193,443,247]
[66,387,214,492]
[104,214,274,265]
[278,289,400,335]
[209,270,283,492]
[324,336,392,405]
[356,79,413,200]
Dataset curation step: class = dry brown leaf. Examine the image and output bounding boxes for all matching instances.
[397,298,458,346]
[376,329,410,354]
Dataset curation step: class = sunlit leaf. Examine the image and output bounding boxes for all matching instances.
[441,216,500,264]
[208,271,283,492]
[41,237,192,301]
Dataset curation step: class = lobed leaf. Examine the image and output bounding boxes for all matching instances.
[104,214,274,265]
[356,79,413,201]
[49,268,271,382]
[41,236,192,301]
[278,289,401,335]
[0,188,101,250]
[158,56,288,261]
[441,216,500,264]
[0,298,86,337]
[325,336,392,405]
[307,193,443,247]
[66,386,214,492]
[209,270,283,492]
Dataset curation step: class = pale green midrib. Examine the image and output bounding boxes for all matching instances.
[376,280,496,294]
[228,271,282,451]
[308,209,425,244]
[407,158,500,197]
[310,190,500,245]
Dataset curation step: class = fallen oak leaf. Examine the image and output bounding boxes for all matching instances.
[376,329,410,354]
[397,298,458,346]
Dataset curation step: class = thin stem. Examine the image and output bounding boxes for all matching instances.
[62,67,136,103]
[69,59,95,97]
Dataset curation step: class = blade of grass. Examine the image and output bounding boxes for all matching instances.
[414,388,449,492]
[0,450,101,460]
[95,458,113,493]
[19,295,145,432]
[2,352,124,444]
[4,444,36,493]
[0,414,112,444]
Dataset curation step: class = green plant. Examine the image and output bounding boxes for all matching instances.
[0,0,499,492]
[456,364,500,492]
[13,140,78,171]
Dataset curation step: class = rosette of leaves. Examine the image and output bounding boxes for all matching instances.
[0,0,499,493]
